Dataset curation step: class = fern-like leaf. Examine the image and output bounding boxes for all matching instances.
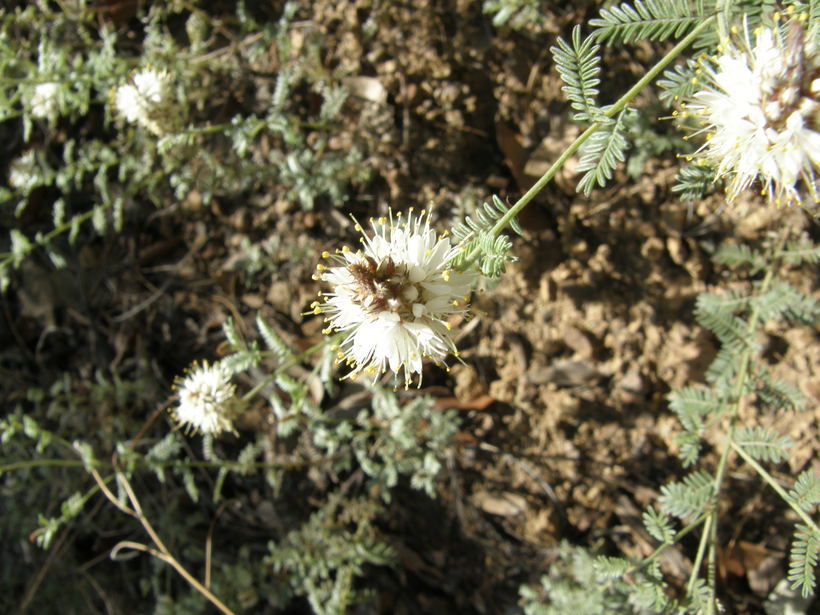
[676,431,702,467]
[576,108,630,195]
[256,313,296,360]
[696,289,750,316]
[659,470,714,520]
[788,524,819,598]
[714,243,765,270]
[643,507,676,543]
[779,239,820,266]
[695,293,753,350]
[593,555,631,580]
[657,57,703,106]
[590,0,703,44]
[754,370,807,412]
[671,162,716,201]
[734,426,792,463]
[704,345,741,389]
[752,281,803,322]
[668,386,720,431]
[222,317,245,351]
[451,194,522,243]
[789,470,820,512]
[768,281,820,326]
[550,26,608,123]
[451,194,520,277]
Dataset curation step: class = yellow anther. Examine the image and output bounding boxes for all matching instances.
[316,264,326,271]
[313,306,322,315]
[321,251,330,258]
[341,245,350,252]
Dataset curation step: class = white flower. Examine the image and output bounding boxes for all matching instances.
[173,361,241,436]
[113,68,172,135]
[30,82,60,120]
[683,20,819,205]
[8,150,39,192]
[313,208,476,387]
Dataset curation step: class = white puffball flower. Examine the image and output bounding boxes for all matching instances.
[683,20,819,205]
[30,82,60,120]
[113,68,173,135]
[312,208,477,388]
[173,361,241,436]
[8,150,39,192]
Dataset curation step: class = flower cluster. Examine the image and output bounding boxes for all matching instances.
[312,209,476,387]
[113,68,174,135]
[682,19,819,205]
[30,82,60,120]
[173,361,241,436]
[8,150,39,193]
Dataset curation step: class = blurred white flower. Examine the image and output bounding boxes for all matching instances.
[114,68,173,135]
[313,208,476,387]
[30,82,60,120]
[683,20,819,205]
[173,361,240,436]
[8,150,39,192]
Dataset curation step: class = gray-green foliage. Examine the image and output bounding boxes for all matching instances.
[266,493,394,615]
[519,541,675,614]
[522,237,818,612]
[549,25,631,196]
[2,309,461,613]
[482,0,547,30]
[548,1,815,199]
[664,239,819,600]
[1,1,370,292]
[313,387,461,500]
[590,0,711,44]
[450,194,521,278]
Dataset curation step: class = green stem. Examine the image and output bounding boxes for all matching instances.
[241,335,338,402]
[485,16,716,242]
[685,234,784,600]
[687,511,714,596]
[731,441,820,534]
[0,458,95,473]
[630,511,709,575]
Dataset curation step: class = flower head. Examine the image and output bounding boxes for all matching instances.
[173,361,241,436]
[30,82,60,120]
[8,150,39,192]
[682,18,819,205]
[313,208,476,387]
[113,68,173,135]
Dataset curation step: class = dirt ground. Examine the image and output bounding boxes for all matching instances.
[4,1,818,613]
